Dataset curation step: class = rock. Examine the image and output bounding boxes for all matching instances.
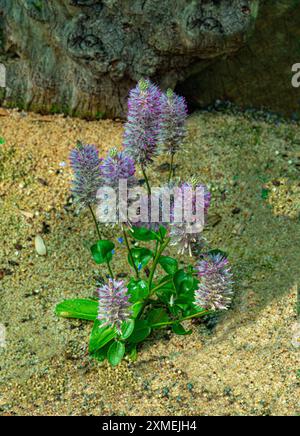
[178,0,300,119]
[0,1,258,118]
[34,235,47,256]
[19,210,34,219]
[232,223,245,236]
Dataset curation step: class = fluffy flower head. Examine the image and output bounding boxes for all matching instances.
[97,279,132,333]
[123,78,162,166]
[69,141,102,207]
[100,148,136,187]
[169,179,211,255]
[194,254,233,311]
[158,89,188,155]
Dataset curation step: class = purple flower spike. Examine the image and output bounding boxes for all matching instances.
[100,148,136,187]
[181,179,211,215]
[158,89,188,155]
[123,78,162,166]
[97,279,132,334]
[69,141,102,208]
[194,254,234,311]
[169,179,211,255]
[169,223,205,257]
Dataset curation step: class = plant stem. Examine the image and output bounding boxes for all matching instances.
[88,204,102,240]
[149,279,173,294]
[107,260,114,279]
[168,153,175,183]
[151,310,211,328]
[122,225,139,278]
[141,164,151,196]
[148,237,170,292]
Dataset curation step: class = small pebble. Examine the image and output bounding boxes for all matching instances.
[34,235,47,256]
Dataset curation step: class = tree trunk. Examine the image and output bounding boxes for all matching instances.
[0,0,258,118]
[178,0,300,119]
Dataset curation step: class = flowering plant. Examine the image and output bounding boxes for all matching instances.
[55,79,233,366]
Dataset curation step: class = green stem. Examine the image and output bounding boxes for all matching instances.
[151,310,211,328]
[148,237,170,292]
[122,225,139,279]
[107,260,114,279]
[88,204,102,240]
[168,153,175,183]
[149,279,173,294]
[141,164,151,196]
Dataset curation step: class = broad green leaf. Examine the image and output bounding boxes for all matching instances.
[173,269,195,294]
[128,320,151,343]
[158,256,178,275]
[172,323,192,336]
[91,240,115,264]
[169,305,182,316]
[55,299,98,321]
[147,308,169,329]
[108,341,125,367]
[158,226,167,240]
[121,319,135,340]
[130,226,159,241]
[155,276,176,304]
[90,342,111,362]
[128,278,149,302]
[131,301,144,319]
[89,319,117,353]
[128,247,153,269]
[175,292,196,306]
[127,345,138,362]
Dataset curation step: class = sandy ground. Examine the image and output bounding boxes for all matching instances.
[0,107,299,416]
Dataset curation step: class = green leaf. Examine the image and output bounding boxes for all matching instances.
[128,278,149,302]
[155,275,175,293]
[131,301,144,319]
[130,226,159,241]
[172,323,192,335]
[261,188,269,200]
[158,256,178,275]
[173,269,195,294]
[128,247,153,269]
[128,320,151,343]
[55,299,98,321]
[108,341,125,367]
[0,137,5,145]
[91,240,115,264]
[155,275,176,304]
[158,226,167,240]
[147,308,169,328]
[89,319,117,354]
[158,274,174,286]
[127,345,138,362]
[121,319,135,340]
[90,342,111,362]
[169,305,182,316]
